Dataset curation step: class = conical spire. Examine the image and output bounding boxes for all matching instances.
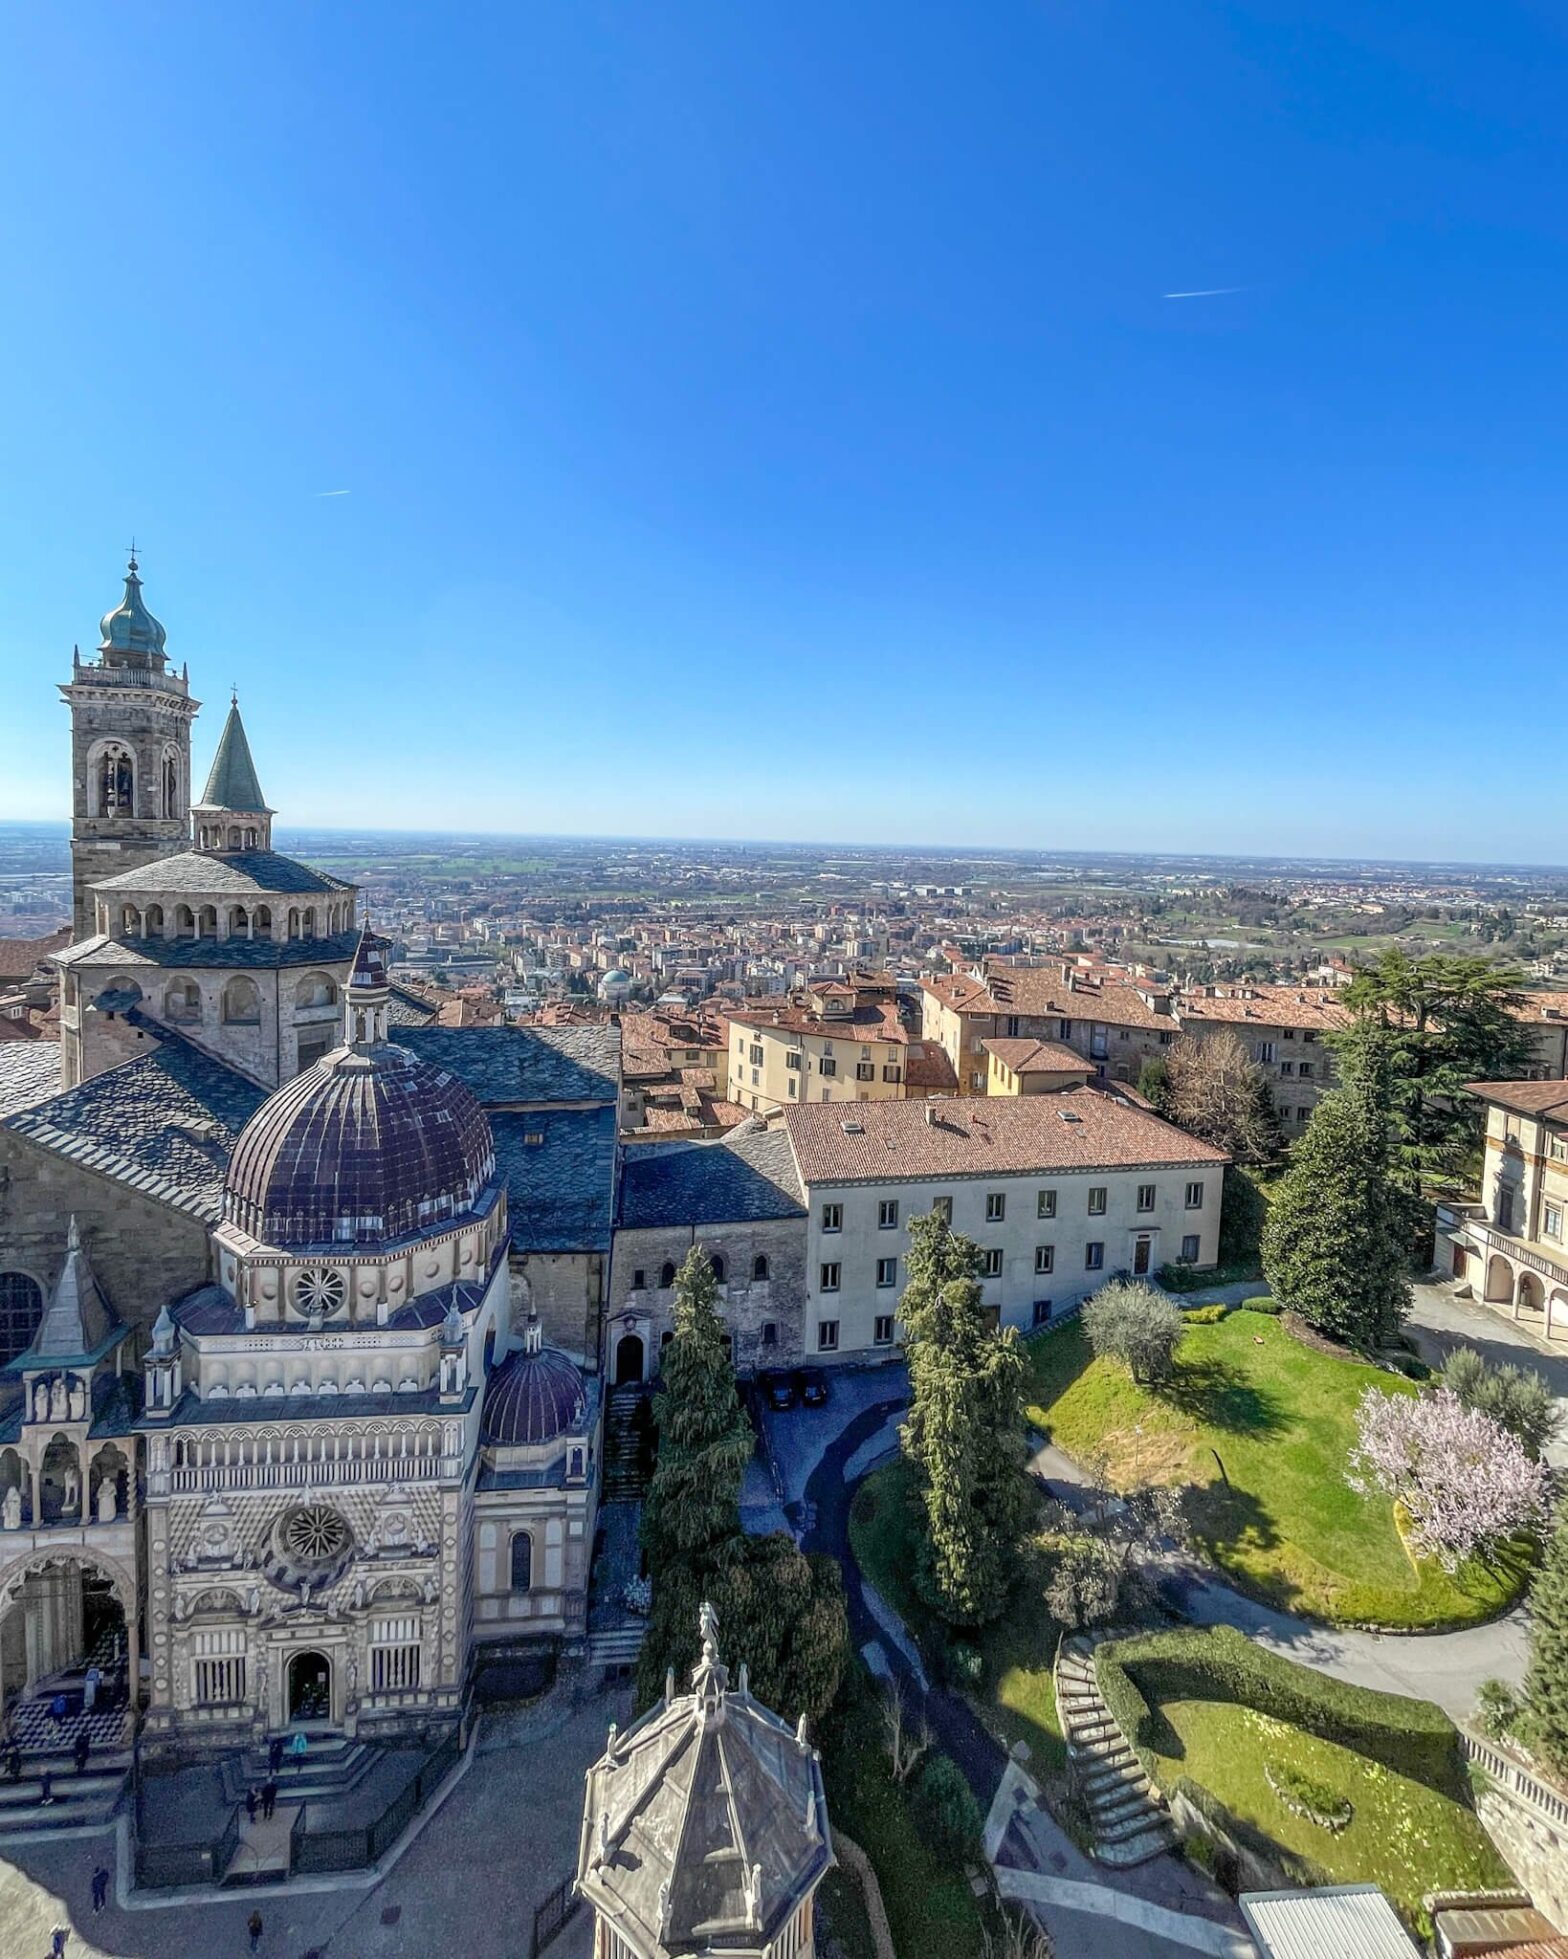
[346,925,392,1050]
[200,696,271,814]
[27,1217,118,1365]
[97,550,169,666]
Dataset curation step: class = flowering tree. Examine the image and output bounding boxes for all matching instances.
[1347,1386,1549,1570]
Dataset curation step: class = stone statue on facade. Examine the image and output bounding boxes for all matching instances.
[96,1476,117,1525]
[62,1463,81,1514]
[2,1487,20,1531]
[49,1377,68,1423]
[68,1378,86,1421]
[33,1381,48,1424]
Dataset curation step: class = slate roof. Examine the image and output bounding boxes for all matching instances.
[90,850,350,896]
[198,701,270,813]
[620,1124,805,1230]
[56,930,361,972]
[4,1039,268,1222]
[397,1025,620,1107]
[0,1042,65,1121]
[173,1275,491,1337]
[1469,1078,1568,1120]
[148,1383,476,1428]
[491,1106,618,1253]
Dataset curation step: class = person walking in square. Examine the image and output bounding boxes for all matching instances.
[37,1771,54,1806]
[90,1864,110,1912]
[267,1735,282,1776]
[261,1778,277,1821]
[50,1927,68,1958]
[247,1907,264,1953]
[5,1743,20,1781]
[73,1730,90,1775]
[82,1666,101,1716]
[245,1785,257,1822]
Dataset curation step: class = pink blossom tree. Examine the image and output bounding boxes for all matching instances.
[1347,1385,1549,1570]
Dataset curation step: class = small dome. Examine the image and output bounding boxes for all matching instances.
[99,555,168,661]
[224,1041,496,1248]
[482,1340,586,1446]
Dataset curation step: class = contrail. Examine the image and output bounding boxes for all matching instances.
[1162,287,1244,299]
[314,489,352,497]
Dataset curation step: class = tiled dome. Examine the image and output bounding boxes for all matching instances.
[99,555,168,661]
[224,1041,496,1249]
[482,1335,586,1447]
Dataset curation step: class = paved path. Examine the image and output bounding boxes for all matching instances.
[997,1869,1257,1958]
[1406,1280,1568,1469]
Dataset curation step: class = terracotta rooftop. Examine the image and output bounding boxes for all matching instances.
[1468,1078,1568,1120]
[1177,982,1351,1033]
[983,1037,1094,1075]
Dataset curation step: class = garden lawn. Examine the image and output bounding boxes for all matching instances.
[1149,1698,1510,1932]
[1024,1308,1532,1628]
[849,1464,1069,1786]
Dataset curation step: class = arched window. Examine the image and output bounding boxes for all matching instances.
[197,906,218,939]
[301,907,317,938]
[709,1253,726,1284]
[287,908,301,940]
[162,750,180,819]
[0,1274,44,1367]
[254,906,272,938]
[119,905,141,936]
[231,906,249,937]
[510,1532,533,1593]
[145,904,164,937]
[165,978,202,1023]
[96,744,134,817]
[175,905,196,938]
[223,977,261,1025]
[295,973,338,1010]
[752,1254,770,1282]
[244,828,257,849]
[660,1261,677,1290]
[227,827,241,851]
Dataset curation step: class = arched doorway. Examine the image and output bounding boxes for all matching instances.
[0,1556,131,1746]
[287,1649,332,1724]
[1485,1254,1514,1304]
[1518,1271,1546,1317]
[614,1333,645,1387]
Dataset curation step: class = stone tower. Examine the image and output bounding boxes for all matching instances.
[576,1603,831,1958]
[60,554,199,938]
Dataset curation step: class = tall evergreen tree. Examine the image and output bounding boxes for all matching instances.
[1335,951,1534,1196]
[899,1211,1030,1627]
[640,1245,755,1570]
[1526,1505,1568,1777]
[1261,1031,1411,1349]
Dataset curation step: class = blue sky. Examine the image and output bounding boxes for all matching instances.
[3,3,1566,860]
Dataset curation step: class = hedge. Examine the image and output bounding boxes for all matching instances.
[1094,1626,1463,1794]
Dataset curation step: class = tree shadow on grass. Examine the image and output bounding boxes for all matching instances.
[1157,1359,1289,1437]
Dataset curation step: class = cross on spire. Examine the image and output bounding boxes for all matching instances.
[126,537,140,571]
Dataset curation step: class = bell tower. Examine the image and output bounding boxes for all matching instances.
[60,553,200,939]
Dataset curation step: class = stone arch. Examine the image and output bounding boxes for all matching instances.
[709,1252,726,1284]
[197,905,218,939]
[659,1261,677,1290]
[144,903,165,936]
[118,903,142,936]
[301,907,317,937]
[295,971,338,1010]
[509,1530,534,1592]
[189,1587,242,1617]
[38,1435,84,1524]
[89,1444,129,1524]
[222,976,261,1025]
[1485,1253,1515,1304]
[175,904,196,938]
[88,740,135,818]
[287,907,301,940]
[1518,1270,1546,1315]
[254,905,272,938]
[226,826,242,850]
[165,976,202,1024]
[230,905,249,937]
[0,1546,137,1641]
[752,1253,770,1282]
[161,745,181,820]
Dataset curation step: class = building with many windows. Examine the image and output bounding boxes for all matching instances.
[1438,1078,1568,1340]
[725,975,911,1115]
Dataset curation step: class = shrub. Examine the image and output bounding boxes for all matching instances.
[1183,1303,1229,1325]
[1082,1280,1185,1385]
[914,1753,982,1860]
[1441,1346,1560,1461]
[1242,1295,1282,1314]
[1474,1677,1524,1743]
[1264,1758,1353,1831]
[1044,1537,1122,1631]
[945,1639,984,1686]
[1094,1626,1465,1793]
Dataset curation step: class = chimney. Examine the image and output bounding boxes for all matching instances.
[925,1104,938,1125]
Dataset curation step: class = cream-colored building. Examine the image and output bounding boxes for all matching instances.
[984,1038,1095,1096]
[1438,1078,1568,1340]
[725,975,911,1115]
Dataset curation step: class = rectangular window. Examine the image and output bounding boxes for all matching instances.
[1551,1132,1568,1161]
[749,1043,765,1067]
[819,1262,841,1292]
[1032,1299,1053,1327]
[822,1203,843,1232]
[882,1064,903,1083]
[817,1319,839,1353]
[1087,1186,1107,1216]
[371,1643,422,1693]
[856,1062,875,1081]
[1037,1189,1056,1219]
[878,1199,900,1230]
[1298,1062,1314,1080]
[1136,1184,1155,1213]
[762,1320,778,1346]
[1181,1233,1201,1263]
[632,1269,646,1292]
[1258,1041,1278,1064]
[1085,1242,1104,1271]
[1034,1244,1055,1274]
[986,1192,1006,1222]
[1546,1203,1564,1242]
[876,1257,898,1288]
[981,1248,1003,1277]
[788,1077,798,1098]
[786,1050,802,1071]
[1279,1060,1294,1077]
[874,1314,895,1345]
[933,1196,953,1223]
[194,1657,246,1706]
[819,1056,838,1078]
[970,1071,986,1091]
[1185,1181,1205,1210]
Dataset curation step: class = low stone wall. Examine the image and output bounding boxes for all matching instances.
[1474,1785,1568,1929]
[831,1827,898,1959]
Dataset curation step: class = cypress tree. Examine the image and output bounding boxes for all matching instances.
[1261,1031,1410,1349]
[1527,1507,1568,1775]
[899,1210,1030,1627]
[640,1245,755,1569]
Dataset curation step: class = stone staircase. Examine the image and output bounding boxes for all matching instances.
[219,1733,379,1809]
[0,1745,132,1837]
[586,1623,647,1669]
[1055,1633,1175,1867]
[603,1387,651,1503]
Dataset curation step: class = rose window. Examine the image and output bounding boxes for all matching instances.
[293,1268,346,1317]
[283,1506,350,1563]
[263,1503,355,1596]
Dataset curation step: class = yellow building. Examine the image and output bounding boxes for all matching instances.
[1438,1079,1568,1339]
[725,976,910,1116]
[984,1038,1095,1096]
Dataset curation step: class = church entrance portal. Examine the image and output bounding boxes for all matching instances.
[614,1333,645,1387]
[287,1649,332,1724]
[0,1560,129,1747]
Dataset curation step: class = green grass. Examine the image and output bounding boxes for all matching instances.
[1149,1698,1509,1931]
[815,1864,878,1959]
[820,1666,991,1959]
[1023,1309,1533,1627]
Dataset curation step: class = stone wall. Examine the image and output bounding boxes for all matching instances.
[607,1216,807,1377]
[1475,1784,1568,1928]
[514,1250,605,1372]
[0,1130,212,1333]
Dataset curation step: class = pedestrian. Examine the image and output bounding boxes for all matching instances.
[266,1735,282,1776]
[50,1927,67,1958]
[91,1863,110,1912]
[245,1785,257,1822]
[5,1744,19,1781]
[289,1730,308,1772]
[261,1778,277,1821]
[49,1692,67,1738]
[37,1770,54,1806]
[247,1907,264,1953]
[82,1665,101,1715]
[73,1730,90,1775]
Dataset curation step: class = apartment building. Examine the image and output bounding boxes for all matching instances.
[921,965,1179,1093]
[784,1091,1227,1361]
[1437,1078,1568,1339]
[725,973,911,1115]
[1176,983,1349,1132]
[1512,992,1568,1080]
[984,1038,1094,1096]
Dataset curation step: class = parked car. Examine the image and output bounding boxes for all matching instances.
[760,1370,797,1411]
[793,1368,830,1408]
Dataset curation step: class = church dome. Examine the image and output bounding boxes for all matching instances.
[224,1041,497,1249]
[482,1330,586,1446]
[99,555,168,661]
